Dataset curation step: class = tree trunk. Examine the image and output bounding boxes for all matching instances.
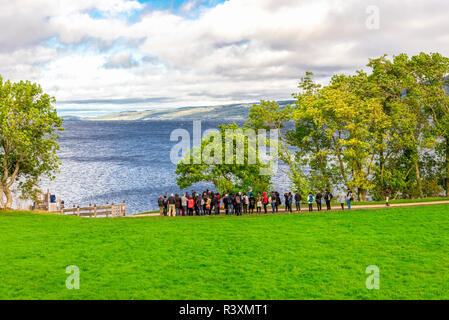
[378,133,386,199]
[0,187,5,209]
[415,161,424,198]
[314,141,330,190]
[358,188,367,202]
[4,186,13,209]
[446,137,449,197]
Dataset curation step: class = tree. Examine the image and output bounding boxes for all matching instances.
[245,100,311,195]
[0,77,63,209]
[244,53,449,201]
[175,123,272,195]
[288,72,338,193]
[408,53,449,197]
[291,72,390,201]
[368,53,449,197]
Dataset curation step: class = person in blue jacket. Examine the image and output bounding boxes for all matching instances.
[307,192,314,212]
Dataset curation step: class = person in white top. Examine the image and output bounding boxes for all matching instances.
[338,190,346,210]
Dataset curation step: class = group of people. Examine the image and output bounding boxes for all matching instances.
[157,188,357,217]
[307,189,355,211]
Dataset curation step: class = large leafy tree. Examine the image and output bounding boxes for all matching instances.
[408,53,449,197]
[368,54,431,199]
[368,53,449,198]
[288,75,334,193]
[245,53,449,201]
[0,77,63,209]
[288,72,389,201]
[175,123,272,195]
[244,100,311,195]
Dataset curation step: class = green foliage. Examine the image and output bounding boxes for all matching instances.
[245,53,449,200]
[245,100,311,195]
[175,123,272,194]
[0,76,63,208]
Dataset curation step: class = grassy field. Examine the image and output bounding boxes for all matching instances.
[352,197,449,206]
[1,205,449,300]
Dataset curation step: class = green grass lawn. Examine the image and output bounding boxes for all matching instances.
[1,205,449,300]
[352,196,449,206]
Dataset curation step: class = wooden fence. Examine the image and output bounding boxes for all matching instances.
[61,201,126,218]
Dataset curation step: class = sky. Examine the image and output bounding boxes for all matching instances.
[1,0,449,117]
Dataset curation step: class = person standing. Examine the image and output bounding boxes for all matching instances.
[275,191,281,213]
[262,192,268,214]
[205,196,212,215]
[288,192,293,213]
[256,194,262,213]
[197,194,203,216]
[227,194,234,215]
[249,194,256,213]
[215,193,221,215]
[284,192,289,212]
[338,190,346,210]
[210,192,216,215]
[193,194,200,216]
[158,196,165,216]
[163,194,168,216]
[294,191,302,212]
[181,193,188,216]
[346,189,354,210]
[307,192,314,212]
[385,187,391,207]
[175,194,182,216]
[270,192,276,213]
[223,194,229,215]
[315,191,322,211]
[202,192,208,215]
[242,194,248,214]
[214,193,220,215]
[188,196,195,216]
[237,192,243,216]
[168,194,176,217]
[214,193,219,215]
[324,189,333,211]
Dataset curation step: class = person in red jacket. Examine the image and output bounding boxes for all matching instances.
[187,196,195,216]
[262,192,268,214]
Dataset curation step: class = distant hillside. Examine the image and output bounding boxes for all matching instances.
[63,100,294,121]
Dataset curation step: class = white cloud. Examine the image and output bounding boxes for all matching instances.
[1,0,449,115]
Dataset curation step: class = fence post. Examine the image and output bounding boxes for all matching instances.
[77,206,80,217]
[94,204,97,218]
[106,202,109,218]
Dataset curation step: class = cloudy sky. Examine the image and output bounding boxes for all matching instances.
[1,0,449,117]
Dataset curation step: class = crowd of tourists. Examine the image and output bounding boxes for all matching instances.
[157,188,357,217]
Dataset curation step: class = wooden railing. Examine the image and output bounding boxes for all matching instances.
[61,201,126,218]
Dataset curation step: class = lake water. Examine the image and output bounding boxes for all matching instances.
[39,121,291,214]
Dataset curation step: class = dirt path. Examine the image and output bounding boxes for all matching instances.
[129,200,449,218]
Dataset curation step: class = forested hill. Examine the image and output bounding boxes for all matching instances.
[63,100,294,121]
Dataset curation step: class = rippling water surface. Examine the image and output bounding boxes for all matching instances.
[41,120,291,214]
